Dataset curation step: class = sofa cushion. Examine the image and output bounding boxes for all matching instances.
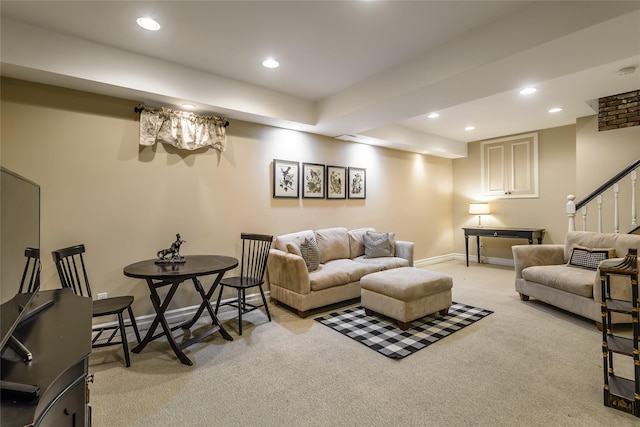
[364,231,395,258]
[353,255,410,270]
[299,237,320,272]
[522,265,594,298]
[275,229,315,252]
[324,258,381,282]
[348,227,375,258]
[567,245,615,270]
[315,227,350,263]
[564,231,640,263]
[286,242,302,257]
[308,265,351,291]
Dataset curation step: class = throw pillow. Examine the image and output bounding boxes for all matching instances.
[364,231,393,258]
[568,245,616,270]
[299,237,320,271]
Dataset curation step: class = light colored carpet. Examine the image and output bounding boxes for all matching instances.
[89,260,638,426]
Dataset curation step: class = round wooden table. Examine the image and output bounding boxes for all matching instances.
[124,255,238,365]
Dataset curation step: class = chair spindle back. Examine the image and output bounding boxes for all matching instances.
[239,233,273,282]
[52,244,92,298]
[19,247,41,293]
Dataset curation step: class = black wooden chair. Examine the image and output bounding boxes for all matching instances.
[18,247,41,293]
[52,244,141,367]
[214,233,273,335]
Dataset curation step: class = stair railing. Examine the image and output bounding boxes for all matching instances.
[567,158,639,233]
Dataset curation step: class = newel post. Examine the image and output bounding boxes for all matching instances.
[567,195,576,232]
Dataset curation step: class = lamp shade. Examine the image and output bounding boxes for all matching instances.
[469,203,490,215]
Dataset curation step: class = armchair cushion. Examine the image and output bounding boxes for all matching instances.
[522,265,594,298]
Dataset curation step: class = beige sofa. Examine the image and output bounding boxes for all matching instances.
[512,231,640,327]
[267,227,414,317]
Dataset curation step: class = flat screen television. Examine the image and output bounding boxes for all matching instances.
[0,167,40,353]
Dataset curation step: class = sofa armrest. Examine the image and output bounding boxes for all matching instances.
[266,249,311,295]
[395,240,414,267]
[512,244,564,279]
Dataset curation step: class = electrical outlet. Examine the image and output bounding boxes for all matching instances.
[97,292,108,300]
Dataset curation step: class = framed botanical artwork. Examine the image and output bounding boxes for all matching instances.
[348,167,366,199]
[273,159,299,198]
[326,165,346,199]
[302,162,325,198]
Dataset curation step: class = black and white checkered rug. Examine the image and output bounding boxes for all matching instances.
[315,302,493,359]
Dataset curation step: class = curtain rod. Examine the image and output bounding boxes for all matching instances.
[134,105,229,127]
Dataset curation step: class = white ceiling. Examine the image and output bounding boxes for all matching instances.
[1,1,639,158]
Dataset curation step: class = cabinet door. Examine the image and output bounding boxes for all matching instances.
[482,133,538,198]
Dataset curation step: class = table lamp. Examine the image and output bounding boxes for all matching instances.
[469,202,490,227]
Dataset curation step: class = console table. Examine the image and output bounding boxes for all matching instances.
[463,227,545,267]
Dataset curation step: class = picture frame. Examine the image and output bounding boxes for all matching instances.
[273,159,299,198]
[326,165,347,199]
[348,167,366,199]
[302,162,325,198]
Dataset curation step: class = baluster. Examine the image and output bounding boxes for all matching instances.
[567,195,576,232]
[581,206,588,231]
[613,183,619,234]
[597,195,603,233]
[632,170,637,228]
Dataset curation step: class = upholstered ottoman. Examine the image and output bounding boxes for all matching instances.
[361,267,452,330]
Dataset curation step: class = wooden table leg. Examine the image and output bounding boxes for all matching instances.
[182,276,233,341]
[465,234,469,267]
[132,279,193,365]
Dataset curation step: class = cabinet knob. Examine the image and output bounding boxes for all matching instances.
[494,232,498,237]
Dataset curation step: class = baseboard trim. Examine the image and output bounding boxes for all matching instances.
[416,253,514,268]
[93,294,256,333]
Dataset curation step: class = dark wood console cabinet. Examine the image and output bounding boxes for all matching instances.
[1,289,92,426]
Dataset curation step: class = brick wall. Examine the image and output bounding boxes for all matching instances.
[598,89,640,131]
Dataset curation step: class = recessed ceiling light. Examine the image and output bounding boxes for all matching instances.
[427,113,440,119]
[520,87,537,95]
[262,58,279,69]
[137,17,160,31]
[182,103,195,109]
[465,126,475,131]
[548,107,563,113]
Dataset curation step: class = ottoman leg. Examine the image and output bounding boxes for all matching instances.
[364,308,374,316]
[397,320,410,331]
[439,307,449,316]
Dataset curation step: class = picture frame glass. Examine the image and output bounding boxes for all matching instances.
[348,167,366,199]
[302,163,325,198]
[273,159,299,198]
[326,166,346,199]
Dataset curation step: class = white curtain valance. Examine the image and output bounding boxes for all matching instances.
[138,106,228,152]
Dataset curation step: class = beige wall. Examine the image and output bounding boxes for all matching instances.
[575,115,640,199]
[452,125,577,261]
[452,118,639,262]
[0,78,453,316]
[3,78,637,317]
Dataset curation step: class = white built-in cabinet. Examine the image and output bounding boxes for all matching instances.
[481,132,539,198]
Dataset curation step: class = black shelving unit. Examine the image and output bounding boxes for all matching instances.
[599,248,639,417]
